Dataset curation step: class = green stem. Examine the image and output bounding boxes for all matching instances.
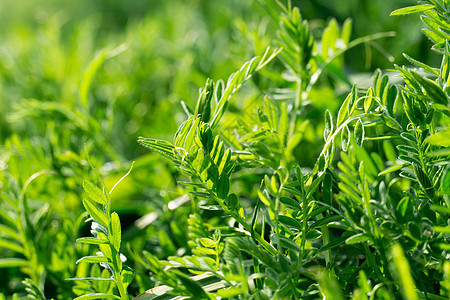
[299,188,308,263]
[377,242,393,282]
[319,215,332,267]
[105,193,127,299]
[288,76,304,142]
[274,194,282,255]
[115,269,128,300]
[362,242,386,284]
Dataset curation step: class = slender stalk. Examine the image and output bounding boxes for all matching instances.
[288,77,304,141]
[299,188,308,263]
[362,242,386,283]
[115,271,128,300]
[319,217,332,267]
[273,193,282,256]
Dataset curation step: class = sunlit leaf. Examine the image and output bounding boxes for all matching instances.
[390,4,435,16]
[83,181,107,205]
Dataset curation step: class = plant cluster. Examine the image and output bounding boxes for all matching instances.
[134,1,450,299]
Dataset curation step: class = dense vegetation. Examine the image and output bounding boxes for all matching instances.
[0,0,449,299]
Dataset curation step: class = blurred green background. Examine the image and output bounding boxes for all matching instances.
[0,0,431,298]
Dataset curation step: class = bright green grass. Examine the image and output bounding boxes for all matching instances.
[0,0,449,299]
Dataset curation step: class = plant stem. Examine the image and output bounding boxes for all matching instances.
[319,216,332,267]
[115,269,128,300]
[362,242,386,283]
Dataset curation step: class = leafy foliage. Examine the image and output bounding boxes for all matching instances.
[0,0,449,299]
[71,175,133,300]
[135,1,450,299]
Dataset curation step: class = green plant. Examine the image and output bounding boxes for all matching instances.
[0,0,449,299]
[69,165,135,300]
[134,1,449,299]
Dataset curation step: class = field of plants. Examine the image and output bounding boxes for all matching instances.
[0,0,449,299]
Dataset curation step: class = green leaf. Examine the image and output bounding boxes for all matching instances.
[0,258,28,268]
[364,88,375,113]
[0,239,23,254]
[264,175,277,196]
[319,235,348,252]
[66,277,114,282]
[278,215,301,230]
[121,268,134,289]
[22,279,45,300]
[305,229,322,241]
[218,149,231,175]
[216,174,230,199]
[324,110,334,141]
[390,4,435,16]
[76,256,109,265]
[110,212,121,252]
[79,51,107,109]
[432,226,450,234]
[322,172,333,205]
[83,199,108,227]
[318,154,326,174]
[195,79,214,123]
[227,193,239,210]
[310,215,342,228]
[174,117,194,148]
[0,224,20,241]
[380,115,402,130]
[83,181,107,205]
[200,238,216,248]
[411,72,448,105]
[354,119,364,147]
[399,155,421,166]
[76,237,109,245]
[278,236,302,253]
[199,205,223,210]
[348,83,358,114]
[345,233,371,244]
[337,93,351,127]
[172,270,210,299]
[307,172,326,198]
[426,129,450,147]
[279,196,301,210]
[396,197,413,223]
[413,164,433,192]
[441,166,450,195]
[184,116,200,150]
[74,293,121,300]
[341,125,350,152]
[341,18,352,45]
[138,137,178,162]
[217,287,243,298]
[194,247,216,255]
[264,96,278,130]
[378,164,405,176]
[391,244,419,300]
[210,48,279,129]
[279,102,289,137]
[257,190,273,210]
[431,205,450,214]
[231,237,279,272]
[396,145,419,156]
[403,53,439,76]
